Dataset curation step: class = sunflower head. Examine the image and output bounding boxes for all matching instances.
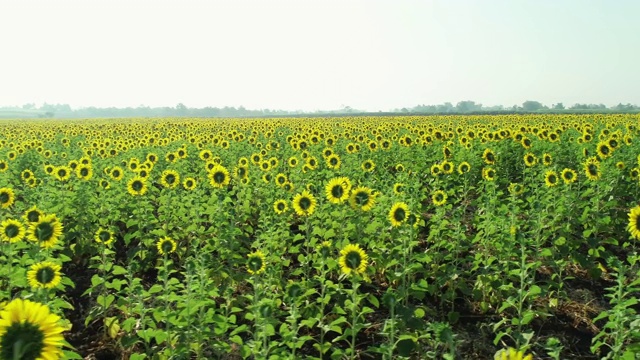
[94,228,114,245]
[183,177,197,191]
[482,167,496,181]
[208,165,230,189]
[273,199,288,214]
[349,186,376,212]
[0,298,65,360]
[247,250,266,275]
[325,177,350,204]
[432,190,447,206]
[0,219,25,243]
[339,243,369,276]
[627,205,640,240]
[482,149,496,165]
[457,161,471,175]
[156,237,177,255]
[361,160,375,172]
[27,261,62,289]
[26,214,63,249]
[561,168,578,184]
[523,153,537,167]
[507,183,524,196]
[544,170,559,187]
[389,202,410,227]
[0,187,15,209]
[127,176,148,196]
[292,190,317,217]
[160,170,180,189]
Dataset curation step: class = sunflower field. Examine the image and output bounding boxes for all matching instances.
[0,114,639,359]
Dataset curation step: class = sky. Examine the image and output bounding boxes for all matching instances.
[1,0,639,111]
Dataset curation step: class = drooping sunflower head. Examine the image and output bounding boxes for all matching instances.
[208,165,230,189]
[432,190,447,206]
[349,186,376,212]
[160,169,180,189]
[27,261,62,289]
[542,153,552,166]
[273,199,288,214]
[292,190,317,217]
[0,298,65,360]
[246,250,266,275]
[596,141,612,160]
[584,159,601,181]
[0,187,15,209]
[0,219,25,243]
[127,176,148,196]
[339,243,368,276]
[94,227,114,245]
[156,237,177,255]
[544,170,559,187]
[388,202,410,227]
[482,148,496,165]
[318,241,332,258]
[26,214,63,249]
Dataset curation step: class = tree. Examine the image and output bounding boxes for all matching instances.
[455,100,482,113]
[552,103,565,110]
[522,100,544,112]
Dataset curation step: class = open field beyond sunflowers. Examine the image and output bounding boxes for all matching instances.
[0,115,639,360]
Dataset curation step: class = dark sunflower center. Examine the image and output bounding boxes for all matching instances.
[248,256,263,272]
[443,164,451,171]
[132,180,143,191]
[99,231,111,242]
[444,149,451,157]
[113,170,120,177]
[544,156,551,163]
[36,267,55,285]
[395,185,403,192]
[564,172,574,180]
[277,203,285,211]
[435,194,444,202]
[526,156,533,163]
[393,208,406,222]
[58,170,66,177]
[161,240,174,253]
[610,140,617,148]
[262,163,269,169]
[278,177,285,184]
[588,164,598,175]
[238,168,246,177]
[165,174,176,184]
[130,163,138,170]
[213,172,226,184]
[186,180,194,187]
[364,162,372,169]
[284,183,292,191]
[355,191,369,205]
[168,155,175,161]
[23,172,31,179]
[486,153,494,161]
[405,138,412,145]
[345,251,362,270]
[309,159,316,166]
[330,158,338,165]
[299,197,311,210]
[548,174,557,183]
[80,169,89,176]
[0,193,8,203]
[35,222,54,241]
[0,163,5,169]
[5,224,19,238]
[0,321,45,360]
[600,146,609,155]
[178,150,185,157]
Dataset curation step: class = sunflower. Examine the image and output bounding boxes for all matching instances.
[246,250,266,275]
[306,157,319,170]
[388,202,410,227]
[183,177,197,191]
[596,141,612,160]
[23,206,44,224]
[208,165,230,188]
[318,241,332,258]
[523,153,537,167]
[542,153,552,166]
[561,168,578,184]
[94,227,114,245]
[349,186,376,212]
[625,205,640,240]
[544,170,559,187]
[430,163,442,176]
[99,180,111,190]
[21,169,34,181]
[273,199,288,214]
[0,298,65,359]
[127,176,148,196]
[395,164,405,172]
[616,161,625,170]
[0,188,15,209]
[482,149,496,165]
[339,243,368,276]
[160,169,180,189]
[584,158,601,181]
[361,160,375,172]
[165,152,178,163]
[0,160,7,172]
[326,154,341,170]
[432,190,447,206]
[292,190,317,217]
[199,149,213,161]
[482,167,496,181]
[27,261,62,289]
[507,183,524,196]
[109,166,124,181]
[156,237,177,255]
[457,161,471,175]
[23,212,60,248]
[494,347,533,360]
[325,177,351,204]
[630,167,640,180]
[54,166,72,182]
[441,160,454,174]
[275,173,288,187]
[287,156,299,168]
[75,164,93,181]
[393,183,405,195]
[0,219,25,243]
[234,165,248,179]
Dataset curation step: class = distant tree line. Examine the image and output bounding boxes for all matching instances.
[1,100,639,119]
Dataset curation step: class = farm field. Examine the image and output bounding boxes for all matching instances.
[0,114,639,359]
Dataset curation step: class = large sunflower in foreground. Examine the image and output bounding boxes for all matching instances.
[627,205,640,240]
[349,186,376,212]
[27,261,62,289]
[292,190,317,217]
[388,202,410,227]
[127,176,148,196]
[0,298,65,360]
[339,243,368,276]
[26,214,63,249]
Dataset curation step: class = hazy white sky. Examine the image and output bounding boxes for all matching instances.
[1,0,639,111]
